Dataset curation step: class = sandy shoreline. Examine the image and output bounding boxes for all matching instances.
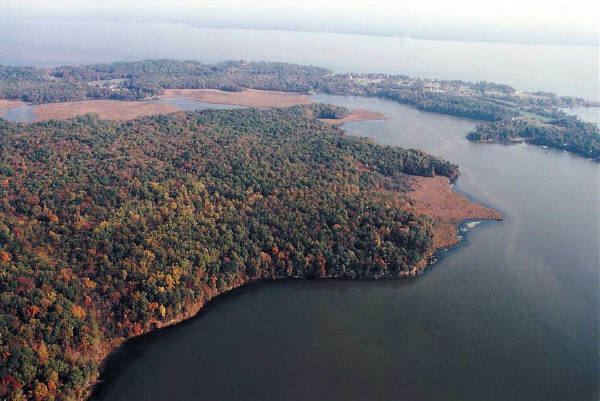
[77,148,498,401]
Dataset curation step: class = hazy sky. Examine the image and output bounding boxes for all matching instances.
[2,0,598,46]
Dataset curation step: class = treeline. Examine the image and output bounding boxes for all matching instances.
[380,90,516,121]
[467,114,600,160]
[0,59,579,111]
[0,60,329,103]
[0,104,457,400]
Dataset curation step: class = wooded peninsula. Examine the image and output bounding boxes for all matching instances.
[0,101,502,400]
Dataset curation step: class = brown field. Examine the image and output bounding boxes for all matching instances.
[0,99,25,116]
[4,89,386,124]
[407,175,502,249]
[161,88,314,108]
[32,100,179,121]
[321,109,386,125]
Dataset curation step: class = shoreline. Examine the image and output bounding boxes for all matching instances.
[87,173,502,399]
[90,216,502,400]
[405,175,502,250]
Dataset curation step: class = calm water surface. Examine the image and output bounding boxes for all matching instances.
[91,95,599,401]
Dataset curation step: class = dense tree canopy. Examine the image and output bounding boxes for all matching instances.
[0,104,457,400]
[467,113,600,160]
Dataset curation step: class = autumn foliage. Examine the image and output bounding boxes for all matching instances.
[0,104,458,400]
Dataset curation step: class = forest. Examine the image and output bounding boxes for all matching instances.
[1,59,597,159]
[467,112,600,160]
[0,60,328,103]
[0,104,458,400]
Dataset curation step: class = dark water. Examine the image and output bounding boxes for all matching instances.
[1,18,598,100]
[91,95,599,401]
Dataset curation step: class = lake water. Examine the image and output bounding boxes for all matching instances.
[91,95,599,401]
[0,18,598,100]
